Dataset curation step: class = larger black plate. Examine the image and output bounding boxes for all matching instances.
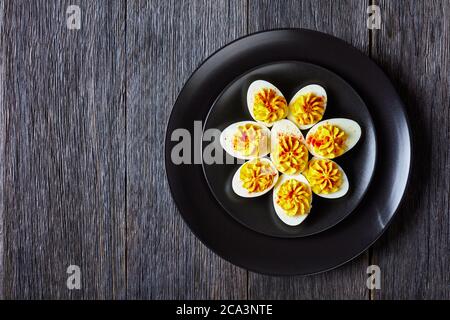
[202,61,377,238]
[165,29,411,275]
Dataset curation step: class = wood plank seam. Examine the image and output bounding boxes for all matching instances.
[368,0,375,301]
[0,0,4,300]
[124,0,128,300]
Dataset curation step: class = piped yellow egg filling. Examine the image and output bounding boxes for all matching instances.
[276,179,312,216]
[306,159,343,194]
[307,124,347,158]
[232,124,265,157]
[290,93,326,126]
[240,160,276,193]
[273,135,308,174]
[253,88,287,123]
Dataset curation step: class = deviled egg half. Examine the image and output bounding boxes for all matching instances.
[272,173,312,226]
[288,84,327,130]
[232,158,279,198]
[247,80,288,127]
[220,121,271,160]
[305,118,361,159]
[305,157,349,199]
[270,119,309,175]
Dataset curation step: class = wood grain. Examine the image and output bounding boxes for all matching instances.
[0,0,5,300]
[370,0,450,299]
[2,0,126,299]
[125,0,248,299]
[0,0,448,300]
[247,0,370,299]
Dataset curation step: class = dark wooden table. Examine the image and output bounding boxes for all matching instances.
[0,0,449,299]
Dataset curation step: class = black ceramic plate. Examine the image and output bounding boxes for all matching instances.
[202,61,376,238]
[165,29,411,275]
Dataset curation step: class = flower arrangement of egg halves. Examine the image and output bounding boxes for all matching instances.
[220,80,361,226]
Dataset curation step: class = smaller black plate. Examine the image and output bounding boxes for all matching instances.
[202,61,377,238]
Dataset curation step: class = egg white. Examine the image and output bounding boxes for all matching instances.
[306,157,349,199]
[247,80,286,127]
[288,84,327,130]
[219,121,271,160]
[272,173,312,226]
[305,118,361,159]
[270,119,304,151]
[270,119,308,174]
[231,158,279,198]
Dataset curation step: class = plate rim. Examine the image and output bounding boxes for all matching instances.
[164,28,412,276]
[200,59,379,239]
